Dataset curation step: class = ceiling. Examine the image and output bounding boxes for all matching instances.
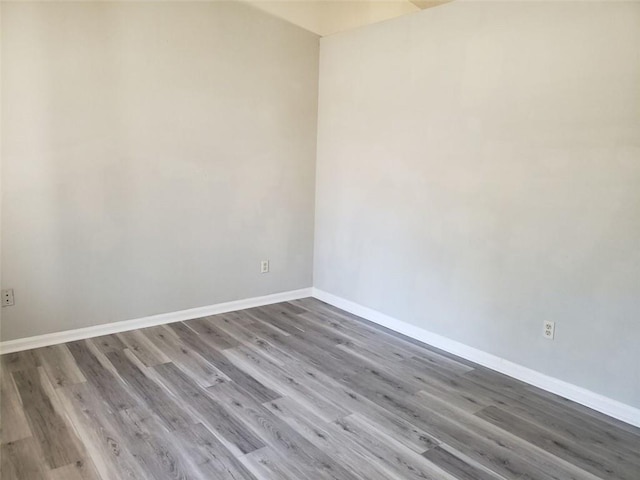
[242,0,452,37]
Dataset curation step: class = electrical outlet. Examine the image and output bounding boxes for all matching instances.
[2,289,15,307]
[260,260,269,274]
[543,320,555,340]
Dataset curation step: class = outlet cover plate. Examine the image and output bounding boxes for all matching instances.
[543,320,555,340]
[2,289,15,307]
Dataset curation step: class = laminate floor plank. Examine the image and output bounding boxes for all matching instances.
[243,306,305,336]
[166,321,280,403]
[282,311,423,374]
[411,356,639,461]
[475,405,640,480]
[2,298,637,480]
[182,317,240,350]
[66,340,138,412]
[152,362,265,456]
[48,460,103,480]
[245,342,441,453]
[1,437,50,480]
[115,407,206,480]
[91,334,128,355]
[401,350,475,378]
[494,398,640,463]
[223,345,351,422]
[413,390,605,480]
[218,310,257,327]
[329,413,459,480]
[316,367,573,480]
[292,298,478,368]
[463,368,640,457]
[1,351,40,373]
[171,423,259,480]
[521,382,640,438]
[37,344,87,389]
[209,381,362,480]
[141,325,230,387]
[391,357,494,413]
[1,369,32,444]
[56,382,151,480]
[240,446,311,480]
[212,316,293,366]
[116,330,171,367]
[11,367,84,469]
[264,396,411,480]
[422,445,505,480]
[408,359,622,456]
[297,309,418,362]
[105,349,196,431]
[241,317,421,401]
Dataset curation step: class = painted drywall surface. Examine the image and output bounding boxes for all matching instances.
[245,1,419,36]
[1,2,319,341]
[315,2,640,407]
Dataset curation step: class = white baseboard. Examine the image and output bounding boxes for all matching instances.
[0,288,313,354]
[312,288,640,429]
[3,285,637,428]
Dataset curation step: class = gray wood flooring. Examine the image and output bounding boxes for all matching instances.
[1,298,639,479]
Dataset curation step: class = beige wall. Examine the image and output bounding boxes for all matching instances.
[244,1,420,36]
[314,2,640,407]
[1,2,319,341]
[3,0,639,410]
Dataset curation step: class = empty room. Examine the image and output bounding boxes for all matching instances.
[1,0,639,478]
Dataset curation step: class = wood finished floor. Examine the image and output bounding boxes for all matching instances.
[1,298,639,480]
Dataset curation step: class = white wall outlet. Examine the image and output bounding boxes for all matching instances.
[2,289,15,307]
[543,320,555,340]
[260,260,270,273]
